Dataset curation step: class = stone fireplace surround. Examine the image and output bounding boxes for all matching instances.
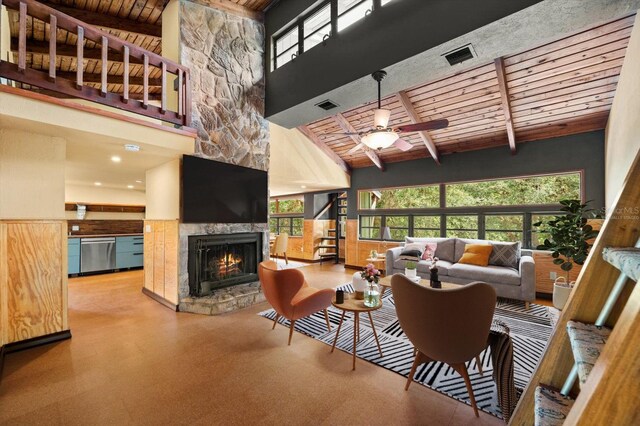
[178,223,269,315]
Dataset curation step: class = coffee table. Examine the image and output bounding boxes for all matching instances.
[330,292,383,370]
[378,275,459,299]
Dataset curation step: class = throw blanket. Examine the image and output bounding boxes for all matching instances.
[488,320,517,422]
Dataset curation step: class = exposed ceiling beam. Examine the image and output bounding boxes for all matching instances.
[395,90,441,165]
[11,38,148,65]
[333,113,384,171]
[190,0,263,20]
[37,0,162,38]
[56,71,162,86]
[494,57,517,154]
[297,125,351,175]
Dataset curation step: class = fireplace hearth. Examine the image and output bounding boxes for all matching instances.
[188,232,262,297]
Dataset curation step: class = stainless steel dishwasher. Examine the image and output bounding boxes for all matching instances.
[80,237,116,273]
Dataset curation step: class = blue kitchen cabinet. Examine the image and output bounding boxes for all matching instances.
[116,236,144,269]
[68,238,80,275]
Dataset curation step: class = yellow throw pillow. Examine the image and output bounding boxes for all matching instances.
[458,244,493,267]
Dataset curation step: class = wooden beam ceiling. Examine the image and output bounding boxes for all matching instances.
[190,0,264,20]
[334,113,385,171]
[301,14,634,169]
[38,1,162,38]
[396,90,440,164]
[297,125,351,174]
[494,57,517,154]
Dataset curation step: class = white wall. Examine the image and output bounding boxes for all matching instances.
[146,159,181,220]
[605,14,640,208]
[65,183,146,205]
[269,123,350,196]
[0,129,66,219]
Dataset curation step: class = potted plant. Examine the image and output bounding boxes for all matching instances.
[404,260,417,278]
[534,199,600,309]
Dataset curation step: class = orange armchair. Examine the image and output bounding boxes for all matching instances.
[258,260,334,345]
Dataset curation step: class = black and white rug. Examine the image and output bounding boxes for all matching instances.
[258,284,552,419]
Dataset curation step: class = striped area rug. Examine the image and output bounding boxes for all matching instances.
[258,284,552,419]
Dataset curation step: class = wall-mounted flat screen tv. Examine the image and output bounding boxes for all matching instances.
[182,155,268,223]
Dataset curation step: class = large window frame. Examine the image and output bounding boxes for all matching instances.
[269,216,304,237]
[356,171,583,248]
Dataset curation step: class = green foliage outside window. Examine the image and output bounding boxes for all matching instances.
[359,185,439,210]
[446,173,580,207]
[270,198,304,214]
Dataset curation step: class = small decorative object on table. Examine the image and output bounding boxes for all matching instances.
[429,257,441,288]
[335,289,344,304]
[364,280,381,308]
[352,271,367,300]
[370,249,378,259]
[404,260,417,278]
[360,263,381,302]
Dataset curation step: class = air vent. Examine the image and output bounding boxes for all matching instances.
[315,100,339,111]
[443,44,476,66]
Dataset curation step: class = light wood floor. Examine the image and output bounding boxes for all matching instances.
[0,264,506,425]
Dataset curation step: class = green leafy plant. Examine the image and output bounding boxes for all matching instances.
[534,199,601,275]
[405,260,417,270]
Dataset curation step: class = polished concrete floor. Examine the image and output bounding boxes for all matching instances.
[0,264,505,425]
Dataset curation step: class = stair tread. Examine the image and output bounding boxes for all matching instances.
[327,229,336,232]
[320,236,335,240]
[318,253,336,257]
[602,247,640,281]
[566,320,611,385]
[534,385,575,426]
[317,245,337,249]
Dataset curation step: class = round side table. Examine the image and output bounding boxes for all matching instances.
[330,292,383,370]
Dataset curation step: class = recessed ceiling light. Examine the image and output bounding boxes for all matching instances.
[124,144,140,152]
[127,185,134,189]
[135,180,143,183]
[301,185,307,189]
[94,182,102,186]
[111,156,121,163]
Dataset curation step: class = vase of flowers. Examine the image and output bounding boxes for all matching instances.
[359,263,381,300]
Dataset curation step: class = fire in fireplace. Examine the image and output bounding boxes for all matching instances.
[188,232,263,297]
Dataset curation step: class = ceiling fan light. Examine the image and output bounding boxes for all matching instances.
[373,109,391,128]
[361,131,399,150]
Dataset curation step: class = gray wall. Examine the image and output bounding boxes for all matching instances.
[347,131,605,218]
[264,0,542,118]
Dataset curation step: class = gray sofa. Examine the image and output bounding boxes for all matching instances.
[386,237,535,305]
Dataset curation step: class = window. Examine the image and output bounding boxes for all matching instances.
[270,197,304,214]
[386,215,409,241]
[359,215,381,239]
[413,215,440,238]
[381,0,396,5]
[303,4,331,51]
[446,173,581,207]
[485,214,524,243]
[359,185,439,210]
[270,217,303,236]
[274,26,298,69]
[446,215,478,239]
[338,0,373,32]
[531,213,559,248]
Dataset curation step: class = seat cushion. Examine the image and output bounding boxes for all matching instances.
[449,263,521,286]
[458,244,493,267]
[417,259,453,276]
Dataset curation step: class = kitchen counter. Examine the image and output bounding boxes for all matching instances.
[69,233,143,238]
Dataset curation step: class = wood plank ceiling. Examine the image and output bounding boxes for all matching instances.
[302,14,635,170]
[6,0,273,100]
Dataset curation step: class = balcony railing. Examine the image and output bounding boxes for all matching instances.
[0,0,191,127]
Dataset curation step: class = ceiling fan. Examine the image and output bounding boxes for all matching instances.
[321,70,448,153]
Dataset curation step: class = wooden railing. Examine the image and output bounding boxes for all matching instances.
[0,0,191,127]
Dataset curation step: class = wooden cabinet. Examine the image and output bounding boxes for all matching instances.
[68,238,80,274]
[143,220,178,307]
[115,235,144,269]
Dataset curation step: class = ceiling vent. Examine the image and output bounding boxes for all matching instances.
[315,100,339,111]
[443,44,476,66]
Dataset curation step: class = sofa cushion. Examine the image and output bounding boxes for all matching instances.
[417,259,453,276]
[489,242,520,269]
[421,243,438,260]
[448,263,521,286]
[454,238,521,263]
[406,237,456,262]
[458,244,493,267]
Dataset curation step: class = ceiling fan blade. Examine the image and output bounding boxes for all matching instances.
[346,143,364,155]
[393,138,413,152]
[396,119,449,133]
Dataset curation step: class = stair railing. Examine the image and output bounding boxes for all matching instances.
[0,0,191,127]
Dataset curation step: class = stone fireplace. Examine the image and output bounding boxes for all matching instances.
[188,232,262,297]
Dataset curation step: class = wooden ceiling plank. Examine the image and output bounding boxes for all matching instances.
[396,90,440,164]
[516,105,612,128]
[189,0,263,20]
[297,125,351,175]
[495,57,516,154]
[511,78,619,109]
[333,113,384,171]
[35,0,162,38]
[512,92,616,119]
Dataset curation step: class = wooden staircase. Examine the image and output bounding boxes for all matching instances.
[510,150,640,424]
[318,228,338,263]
